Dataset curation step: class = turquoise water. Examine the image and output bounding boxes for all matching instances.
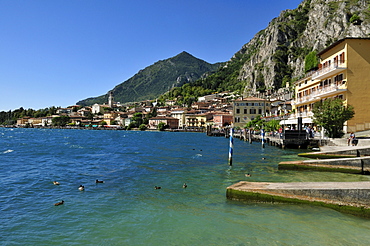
[2,128,370,245]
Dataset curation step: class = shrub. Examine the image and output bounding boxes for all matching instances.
[349,14,361,24]
[304,51,319,72]
[139,124,147,131]
[158,122,167,131]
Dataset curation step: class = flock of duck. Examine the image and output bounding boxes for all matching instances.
[53,179,104,206]
[54,180,188,206]
[53,157,265,206]
[154,183,187,190]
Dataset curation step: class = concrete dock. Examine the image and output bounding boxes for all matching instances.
[227,181,370,217]
[279,145,370,173]
[226,139,370,217]
[279,157,370,173]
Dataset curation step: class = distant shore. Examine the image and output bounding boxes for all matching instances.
[0,125,206,133]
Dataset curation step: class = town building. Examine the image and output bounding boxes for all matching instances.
[170,108,187,129]
[291,38,370,133]
[232,97,270,128]
[103,111,120,125]
[92,104,105,114]
[148,116,179,129]
[212,113,233,128]
[184,112,213,131]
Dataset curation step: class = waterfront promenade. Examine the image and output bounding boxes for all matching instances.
[227,133,370,218]
[227,181,370,217]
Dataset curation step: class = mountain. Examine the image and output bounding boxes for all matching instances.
[78,0,370,106]
[76,51,222,106]
[190,0,370,97]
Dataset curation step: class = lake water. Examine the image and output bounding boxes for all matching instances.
[2,128,370,245]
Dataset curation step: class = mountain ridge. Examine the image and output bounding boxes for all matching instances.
[76,51,222,106]
[78,0,370,106]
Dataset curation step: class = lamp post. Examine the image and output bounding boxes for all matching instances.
[282,102,286,139]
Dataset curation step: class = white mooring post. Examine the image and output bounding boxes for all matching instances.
[261,128,265,148]
[228,128,234,166]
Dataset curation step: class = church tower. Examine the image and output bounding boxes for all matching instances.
[108,91,114,108]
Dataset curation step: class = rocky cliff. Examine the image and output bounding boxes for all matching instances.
[234,0,370,96]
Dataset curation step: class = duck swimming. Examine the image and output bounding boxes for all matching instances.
[154,186,161,189]
[78,185,85,191]
[53,181,60,185]
[54,200,64,206]
[183,183,187,188]
[96,179,104,183]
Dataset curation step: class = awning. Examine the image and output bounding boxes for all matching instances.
[279,119,296,125]
[302,118,313,123]
[279,118,313,125]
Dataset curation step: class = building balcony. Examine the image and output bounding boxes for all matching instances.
[312,61,346,80]
[292,84,347,106]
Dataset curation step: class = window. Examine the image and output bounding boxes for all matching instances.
[250,109,256,114]
[339,52,345,63]
[243,108,247,114]
[339,73,343,82]
[234,117,240,123]
[258,109,262,114]
[236,109,240,114]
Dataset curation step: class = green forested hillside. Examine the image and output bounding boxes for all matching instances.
[76,51,222,106]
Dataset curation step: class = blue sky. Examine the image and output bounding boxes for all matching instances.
[0,0,303,111]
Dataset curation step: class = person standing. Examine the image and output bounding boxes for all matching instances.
[348,132,355,146]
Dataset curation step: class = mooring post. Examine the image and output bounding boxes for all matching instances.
[261,128,265,148]
[249,128,252,144]
[361,159,364,174]
[228,128,234,166]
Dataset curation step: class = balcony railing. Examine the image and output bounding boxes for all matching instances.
[292,84,346,105]
[312,60,346,80]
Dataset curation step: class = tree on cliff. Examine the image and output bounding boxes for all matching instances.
[312,98,355,138]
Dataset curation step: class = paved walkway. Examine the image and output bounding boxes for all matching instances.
[319,145,369,152]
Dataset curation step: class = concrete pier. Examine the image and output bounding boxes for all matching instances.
[279,146,370,173]
[227,181,370,217]
[279,157,370,173]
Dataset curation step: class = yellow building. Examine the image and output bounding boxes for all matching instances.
[292,38,370,133]
[185,113,211,129]
[232,97,270,128]
[103,111,119,125]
